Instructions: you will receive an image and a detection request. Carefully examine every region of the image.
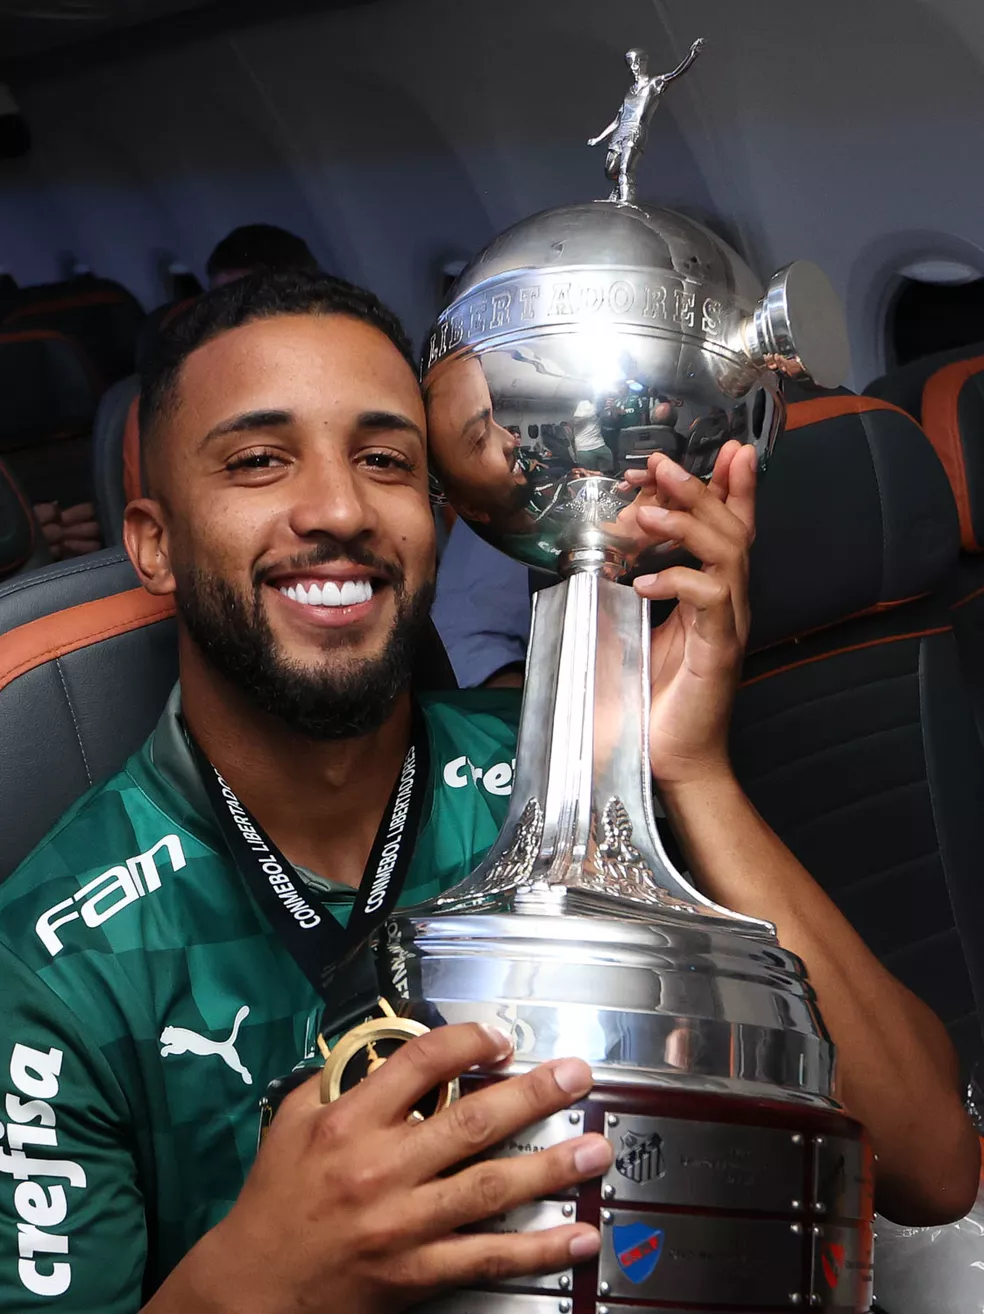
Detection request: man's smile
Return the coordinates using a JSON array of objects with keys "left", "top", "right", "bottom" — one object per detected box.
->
[{"left": 265, "top": 575, "right": 385, "bottom": 629}]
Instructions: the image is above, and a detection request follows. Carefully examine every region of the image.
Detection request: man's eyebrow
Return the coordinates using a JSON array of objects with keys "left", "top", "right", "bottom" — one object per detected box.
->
[
  {"left": 461, "top": 406, "right": 491, "bottom": 435},
  {"left": 198, "top": 409, "right": 293, "bottom": 451},
  {"left": 357, "top": 411, "right": 425, "bottom": 445}
]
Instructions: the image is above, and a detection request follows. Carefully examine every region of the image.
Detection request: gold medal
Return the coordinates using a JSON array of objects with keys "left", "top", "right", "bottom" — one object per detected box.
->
[{"left": 318, "top": 998, "right": 458, "bottom": 1121}]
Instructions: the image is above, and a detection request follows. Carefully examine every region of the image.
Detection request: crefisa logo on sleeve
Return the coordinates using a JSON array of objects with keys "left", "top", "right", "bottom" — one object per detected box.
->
[{"left": 1, "top": 1042, "right": 86, "bottom": 1297}]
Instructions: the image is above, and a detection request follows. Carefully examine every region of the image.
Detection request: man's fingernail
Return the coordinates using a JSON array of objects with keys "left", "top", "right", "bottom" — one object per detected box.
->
[
  {"left": 553, "top": 1057, "right": 593, "bottom": 1096},
  {"left": 634, "top": 573, "right": 658, "bottom": 589},
  {"left": 570, "top": 1230, "right": 601, "bottom": 1259},
  {"left": 479, "top": 1024, "right": 514, "bottom": 1057},
  {"left": 664, "top": 463, "right": 691, "bottom": 481},
  {"left": 574, "top": 1137, "right": 614, "bottom": 1175}
]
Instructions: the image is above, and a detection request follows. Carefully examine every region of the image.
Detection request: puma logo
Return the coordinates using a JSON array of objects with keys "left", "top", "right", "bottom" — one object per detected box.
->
[{"left": 159, "top": 1005, "right": 253, "bottom": 1085}]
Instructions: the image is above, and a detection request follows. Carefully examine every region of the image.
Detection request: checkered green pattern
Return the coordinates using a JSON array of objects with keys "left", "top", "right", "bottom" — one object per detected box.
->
[{"left": 0, "top": 689, "right": 520, "bottom": 1311}]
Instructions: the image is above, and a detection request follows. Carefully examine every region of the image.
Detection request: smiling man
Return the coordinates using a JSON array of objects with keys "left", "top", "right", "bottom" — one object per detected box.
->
[{"left": 0, "top": 271, "right": 975, "bottom": 1314}]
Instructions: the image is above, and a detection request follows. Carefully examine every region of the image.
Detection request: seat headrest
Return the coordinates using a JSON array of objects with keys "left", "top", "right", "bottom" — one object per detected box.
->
[
  {"left": 912, "top": 355, "right": 984, "bottom": 553},
  {"left": 866, "top": 341, "right": 984, "bottom": 419},
  {"left": 748, "top": 397, "right": 959, "bottom": 652},
  {"left": 0, "top": 330, "right": 99, "bottom": 449},
  {"left": 91, "top": 375, "right": 141, "bottom": 546},
  {"left": 0, "top": 458, "right": 46, "bottom": 581},
  {"left": 1, "top": 277, "right": 146, "bottom": 385},
  {"left": 0, "top": 548, "right": 179, "bottom": 875}
]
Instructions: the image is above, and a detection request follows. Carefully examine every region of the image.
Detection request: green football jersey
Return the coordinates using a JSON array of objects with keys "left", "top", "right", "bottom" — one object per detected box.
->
[{"left": 0, "top": 684, "right": 521, "bottom": 1311}]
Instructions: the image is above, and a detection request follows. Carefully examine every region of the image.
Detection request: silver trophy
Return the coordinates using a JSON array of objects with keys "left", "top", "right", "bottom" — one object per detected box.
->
[{"left": 384, "top": 41, "right": 870, "bottom": 1313}]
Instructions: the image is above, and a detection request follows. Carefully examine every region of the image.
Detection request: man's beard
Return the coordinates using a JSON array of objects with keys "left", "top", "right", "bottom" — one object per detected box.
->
[{"left": 173, "top": 546, "right": 435, "bottom": 741}]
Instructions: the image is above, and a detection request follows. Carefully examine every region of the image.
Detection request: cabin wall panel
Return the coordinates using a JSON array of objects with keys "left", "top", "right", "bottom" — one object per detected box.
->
[
  {"left": 0, "top": 0, "right": 980, "bottom": 386},
  {"left": 0, "top": 0, "right": 715, "bottom": 345}
]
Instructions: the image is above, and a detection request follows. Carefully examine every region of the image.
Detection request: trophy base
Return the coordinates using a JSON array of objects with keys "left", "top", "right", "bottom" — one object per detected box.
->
[{"left": 424, "top": 1078, "right": 874, "bottom": 1314}]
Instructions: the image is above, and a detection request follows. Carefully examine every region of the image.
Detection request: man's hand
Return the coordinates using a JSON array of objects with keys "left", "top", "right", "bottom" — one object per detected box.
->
[
  {"left": 33, "top": 502, "right": 103, "bottom": 562},
  {"left": 622, "top": 440, "right": 757, "bottom": 787},
  {"left": 149, "top": 1023, "right": 610, "bottom": 1314}
]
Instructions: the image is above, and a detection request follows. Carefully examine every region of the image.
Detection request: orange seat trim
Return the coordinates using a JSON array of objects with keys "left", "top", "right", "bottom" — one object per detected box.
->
[
  {"left": 2, "top": 290, "right": 133, "bottom": 324},
  {"left": 784, "top": 395, "right": 913, "bottom": 431},
  {"left": 0, "top": 588, "right": 175, "bottom": 694},
  {"left": 920, "top": 355, "right": 984, "bottom": 553},
  {"left": 122, "top": 394, "right": 142, "bottom": 504},
  {"left": 0, "top": 327, "right": 104, "bottom": 391},
  {"left": 741, "top": 625, "right": 950, "bottom": 689}
]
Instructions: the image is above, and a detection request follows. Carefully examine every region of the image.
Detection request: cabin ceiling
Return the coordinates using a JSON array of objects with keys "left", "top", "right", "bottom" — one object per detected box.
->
[
  {"left": 0, "top": 1, "right": 215, "bottom": 58},
  {"left": 0, "top": 0, "right": 379, "bottom": 68}
]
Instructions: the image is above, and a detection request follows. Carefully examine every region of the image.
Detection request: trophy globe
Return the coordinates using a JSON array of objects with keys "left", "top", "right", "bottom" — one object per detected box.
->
[{"left": 380, "top": 41, "right": 872, "bottom": 1314}]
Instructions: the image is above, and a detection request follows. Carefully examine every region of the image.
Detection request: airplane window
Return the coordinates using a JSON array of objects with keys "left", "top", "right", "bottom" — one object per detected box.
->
[{"left": 888, "top": 263, "right": 984, "bottom": 367}]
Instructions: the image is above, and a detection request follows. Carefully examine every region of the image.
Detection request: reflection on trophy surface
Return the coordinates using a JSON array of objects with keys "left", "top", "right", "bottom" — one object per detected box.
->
[{"left": 393, "top": 39, "right": 871, "bottom": 1314}]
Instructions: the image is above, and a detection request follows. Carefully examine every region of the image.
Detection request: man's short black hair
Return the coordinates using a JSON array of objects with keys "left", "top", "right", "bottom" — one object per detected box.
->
[
  {"left": 138, "top": 269, "right": 417, "bottom": 482},
  {"left": 205, "top": 223, "right": 319, "bottom": 281}
]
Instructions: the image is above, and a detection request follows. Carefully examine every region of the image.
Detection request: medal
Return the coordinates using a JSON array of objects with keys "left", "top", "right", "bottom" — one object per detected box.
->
[{"left": 318, "top": 998, "right": 458, "bottom": 1122}]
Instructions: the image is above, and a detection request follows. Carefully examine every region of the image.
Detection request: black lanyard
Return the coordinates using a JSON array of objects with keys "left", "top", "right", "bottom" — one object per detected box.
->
[{"left": 187, "top": 706, "right": 430, "bottom": 1037}]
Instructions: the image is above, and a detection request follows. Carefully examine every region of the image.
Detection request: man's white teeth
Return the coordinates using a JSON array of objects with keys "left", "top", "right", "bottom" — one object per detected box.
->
[{"left": 278, "top": 579, "right": 373, "bottom": 607}]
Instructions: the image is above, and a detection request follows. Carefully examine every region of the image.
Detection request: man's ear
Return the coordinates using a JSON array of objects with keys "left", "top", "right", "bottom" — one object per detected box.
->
[
  {"left": 123, "top": 498, "right": 176, "bottom": 597},
  {"left": 454, "top": 501, "right": 491, "bottom": 526}
]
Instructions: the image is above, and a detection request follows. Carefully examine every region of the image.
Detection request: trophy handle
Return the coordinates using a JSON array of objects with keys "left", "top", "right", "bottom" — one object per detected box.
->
[{"left": 735, "top": 260, "right": 851, "bottom": 390}]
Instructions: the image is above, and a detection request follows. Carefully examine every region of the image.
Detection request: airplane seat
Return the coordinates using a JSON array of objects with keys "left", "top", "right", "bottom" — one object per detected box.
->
[
  {"left": 0, "top": 547, "right": 177, "bottom": 877},
  {"left": 731, "top": 394, "right": 984, "bottom": 1076},
  {"left": 865, "top": 340, "right": 984, "bottom": 420},
  {"left": 92, "top": 299, "right": 198, "bottom": 544},
  {"left": 911, "top": 354, "right": 984, "bottom": 748},
  {"left": 0, "top": 457, "right": 50, "bottom": 581},
  {"left": 135, "top": 297, "right": 197, "bottom": 368},
  {"left": 0, "top": 329, "right": 101, "bottom": 507},
  {"left": 867, "top": 350, "right": 984, "bottom": 744},
  {"left": 0, "top": 552, "right": 457, "bottom": 881},
  {"left": 92, "top": 374, "right": 141, "bottom": 544},
  {"left": 1, "top": 275, "right": 146, "bottom": 389},
  {"left": 781, "top": 379, "right": 856, "bottom": 403}
]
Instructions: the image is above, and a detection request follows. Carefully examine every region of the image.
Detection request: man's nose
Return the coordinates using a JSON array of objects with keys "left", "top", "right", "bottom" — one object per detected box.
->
[{"left": 287, "top": 453, "right": 376, "bottom": 542}]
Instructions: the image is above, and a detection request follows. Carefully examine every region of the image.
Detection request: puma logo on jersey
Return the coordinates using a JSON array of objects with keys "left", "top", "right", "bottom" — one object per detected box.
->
[
  {"left": 35, "top": 835, "right": 186, "bottom": 956},
  {"left": 160, "top": 1006, "right": 253, "bottom": 1085}
]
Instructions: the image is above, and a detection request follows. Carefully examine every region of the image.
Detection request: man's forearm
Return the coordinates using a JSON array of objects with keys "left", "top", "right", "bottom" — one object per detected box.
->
[{"left": 660, "top": 771, "right": 980, "bottom": 1225}]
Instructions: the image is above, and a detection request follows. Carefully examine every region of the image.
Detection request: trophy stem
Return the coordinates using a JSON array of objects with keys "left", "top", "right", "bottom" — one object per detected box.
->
[{"left": 439, "top": 567, "right": 769, "bottom": 929}]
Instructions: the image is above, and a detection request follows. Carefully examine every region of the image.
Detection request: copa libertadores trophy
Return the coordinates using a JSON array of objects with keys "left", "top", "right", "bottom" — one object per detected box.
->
[{"left": 388, "top": 40, "right": 871, "bottom": 1313}]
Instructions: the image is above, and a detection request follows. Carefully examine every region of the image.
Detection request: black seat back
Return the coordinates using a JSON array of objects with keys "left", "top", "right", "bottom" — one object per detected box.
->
[
  {"left": 733, "top": 395, "right": 984, "bottom": 1075},
  {"left": 0, "top": 458, "right": 49, "bottom": 581},
  {"left": 92, "top": 374, "right": 140, "bottom": 545},
  {"left": 2, "top": 276, "right": 145, "bottom": 387},
  {"left": 0, "top": 549, "right": 178, "bottom": 874},
  {"left": 0, "top": 329, "right": 100, "bottom": 506}
]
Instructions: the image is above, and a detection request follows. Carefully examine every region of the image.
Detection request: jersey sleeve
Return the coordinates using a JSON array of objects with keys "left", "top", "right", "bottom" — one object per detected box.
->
[{"left": 0, "top": 942, "right": 147, "bottom": 1313}]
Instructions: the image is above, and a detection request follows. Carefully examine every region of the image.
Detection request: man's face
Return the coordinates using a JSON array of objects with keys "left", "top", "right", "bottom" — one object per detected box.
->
[
  {"left": 425, "top": 357, "right": 527, "bottom": 524},
  {"left": 141, "top": 314, "right": 435, "bottom": 738}
]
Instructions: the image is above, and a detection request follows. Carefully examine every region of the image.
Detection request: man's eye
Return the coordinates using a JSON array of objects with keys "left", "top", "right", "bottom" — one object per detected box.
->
[
  {"left": 362, "top": 451, "right": 415, "bottom": 474},
  {"left": 226, "top": 450, "right": 283, "bottom": 472}
]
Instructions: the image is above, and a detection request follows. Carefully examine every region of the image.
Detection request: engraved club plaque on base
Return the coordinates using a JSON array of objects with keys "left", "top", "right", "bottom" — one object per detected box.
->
[{"left": 381, "top": 40, "right": 869, "bottom": 1314}]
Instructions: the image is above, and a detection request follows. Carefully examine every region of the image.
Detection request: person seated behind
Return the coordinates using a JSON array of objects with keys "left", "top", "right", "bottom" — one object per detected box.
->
[
  {"left": 433, "top": 514, "right": 531, "bottom": 688},
  {"left": 31, "top": 500, "right": 102, "bottom": 562},
  {"left": 205, "top": 222, "right": 321, "bottom": 288},
  {"left": 0, "top": 270, "right": 975, "bottom": 1314}
]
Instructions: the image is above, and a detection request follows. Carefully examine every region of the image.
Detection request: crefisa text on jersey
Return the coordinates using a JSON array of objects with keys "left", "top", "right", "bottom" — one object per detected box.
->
[{"left": 1, "top": 1042, "right": 85, "bottom": 1297}]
